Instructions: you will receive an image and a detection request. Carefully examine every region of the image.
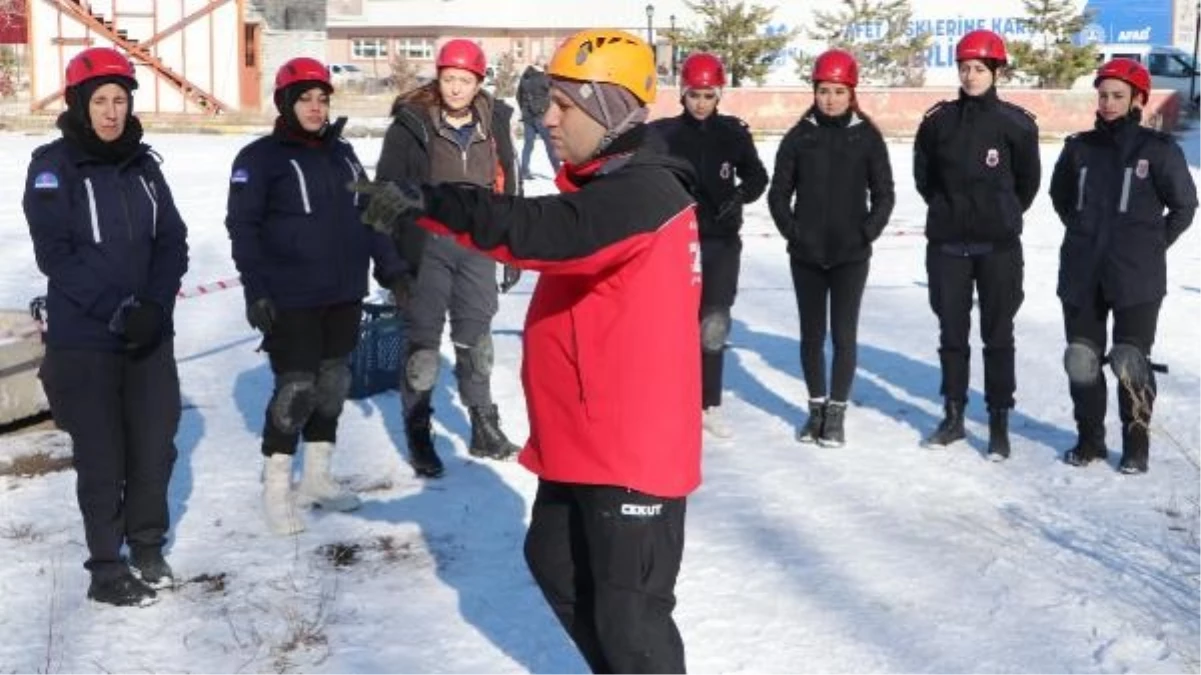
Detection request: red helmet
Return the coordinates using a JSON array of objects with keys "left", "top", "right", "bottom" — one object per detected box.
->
[
  {"left": 812, "top": 49, "right": 859, "bottom": 88},
  {"left": 1095, "top": 58, "right": 1151, "bottom": 103},
  {"left": 955, "top": 29, "right": 1008, "bottom": 65},
  {"left": 274, "top": 57, "right": 332, "bottom": 93},
  {"left": 680, "top": 52, "right": 726, "bottom": 90},
  {"left": 65, "top": 47, "right": 137, "bottom": 89},
  {"left": 437, "top": 39, "right": 487, "bottom": 78}
]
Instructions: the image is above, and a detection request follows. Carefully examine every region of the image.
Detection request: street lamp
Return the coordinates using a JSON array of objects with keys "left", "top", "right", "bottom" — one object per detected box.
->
[
  {"left": 645, "top": 4, "right": 655, "bottom": 50},
  {"left": 1192, "top": 1, "right": 1200, "bottom": 107},
  {"left": 670, "top": 14, "right": 677, "bottom": 81}
]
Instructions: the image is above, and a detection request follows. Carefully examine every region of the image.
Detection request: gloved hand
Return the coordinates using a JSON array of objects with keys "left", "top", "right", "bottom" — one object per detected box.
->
[
  {"left": 499, "top": 265, "right": 522, "bottom": 294},
  {"left": 119, "top": 300, "right": 165, "bottom": 353},
  {"left": 389, "top": 275, "right": 413, "bottom": 309},
  {"left": 246, "top": 297, "right": 276, "bottom": 335},
  {"left": 347, "top": 178, "right": 426, "bottom": 235}
]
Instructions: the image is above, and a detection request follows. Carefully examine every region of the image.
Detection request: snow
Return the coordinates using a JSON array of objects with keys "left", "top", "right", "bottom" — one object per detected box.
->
[{"left": 0, "top": 127, "right": 1197, "bottom": 673}]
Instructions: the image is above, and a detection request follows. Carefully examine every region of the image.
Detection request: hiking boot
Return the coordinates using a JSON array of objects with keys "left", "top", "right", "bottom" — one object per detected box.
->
[
  {"left": 924, "top": 399, "right": 966, "bottom": 447},
  {"left": 88, "top": 571, "right": 158, "bottom": 607},
  {"left": 406, "top": 403, "right": 444, "bottom": 478},
  {"left": 795, "top": 400, "right": 826, "bottom": 444},
  {"left": 819, "top": 401, "right": 846, "bottom": 448},
  {"left": 129, "top": 548, "right": 174, "bottom": 590},
  {"left": 468, "top": 404, "right": 520, "bottom": 460},
  {"left": 986, "top": 408, "right": 1010, "bottom": 461}
]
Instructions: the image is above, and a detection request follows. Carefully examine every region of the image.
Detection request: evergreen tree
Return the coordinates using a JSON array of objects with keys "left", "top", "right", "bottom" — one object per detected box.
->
[
  {"left": 799, "top": 0, "right": 930, "bottom": 87},
  {"left": 1007, "top": 0, "right": 1097, "bottom": 88},
  {"left": 669, "top": 0, "right": 795, "bottom": 87}
]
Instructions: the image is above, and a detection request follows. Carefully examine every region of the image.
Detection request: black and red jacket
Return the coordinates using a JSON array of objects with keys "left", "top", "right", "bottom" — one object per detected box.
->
[{"left": 414, "top": 127, "right": 703, "bottom": 498}]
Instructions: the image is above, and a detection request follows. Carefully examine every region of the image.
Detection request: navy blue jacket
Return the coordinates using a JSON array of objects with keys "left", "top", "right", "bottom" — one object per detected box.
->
[
  {"left": 23, "top": 139, "right": 189, "bottom": 351},
  {"left": 225, "top": 123, "right": 404, "bottom": 309},
  {"left": 1050, "top": 115, "right": 1197, "bottom": 309}
]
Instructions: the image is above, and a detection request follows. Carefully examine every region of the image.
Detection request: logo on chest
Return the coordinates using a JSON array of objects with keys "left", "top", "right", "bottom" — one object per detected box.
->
[
  {"left": 984, "top": 148, "right": 999, "bottom": 168},
  {"left": 1135, "top": 159, "right": 1149, "bottom": 179},
  {"left": 719, "top": 161, "right": 731, "bottom": 180}
]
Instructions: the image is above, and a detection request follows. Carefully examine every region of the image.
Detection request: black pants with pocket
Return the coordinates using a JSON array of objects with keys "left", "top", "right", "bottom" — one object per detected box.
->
[
  {"left": 39, "top": 341, "right": 181, "bottom": 581},
  {"left": 789, "top": 258, "right": 870, "bottom": 401},
  {"left": 524, "top": 480, "right": 687, "bottom": 673},
  {"left": 926, "top": 244, "right": 1024, "bottom": 409},
  {"left": 261, "top": 300, "right": 361, "bottom": 456}
]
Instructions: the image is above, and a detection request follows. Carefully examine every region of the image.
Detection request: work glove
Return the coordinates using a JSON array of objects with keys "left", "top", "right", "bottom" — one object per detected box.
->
[
  {"left": 499, "top": 265, "right": 522, "bottom": 294},
  {"left": 109, "top": 296, "right": 165, "bottom": 357},
  {"left": 246, "top": 297, "right": 276, "bottom": 335},
  {"left": 347, "top": 178, "right": 426, "bottom": 235}
]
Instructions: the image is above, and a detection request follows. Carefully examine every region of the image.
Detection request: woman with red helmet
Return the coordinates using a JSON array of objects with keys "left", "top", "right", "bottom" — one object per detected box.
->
[
  {"left": 22, "top": 47, "right": 189, "bottom": 606},
  {"left": 913, "top": 29, "right": 1041, "bottom": 460},
  {"left": 373, "top": 38, "right": 522, "bottom": 478},
  {"left": 767, "top": 48, "right": 895, "bottom": 448},
  {"left": 1049, "top": 58, "right": 1197, "bottom": 473},
  {"left": 224, "top": 57, "right": 405, "bottom": 534},
  {"left": 649, "top": 51, "right": 767, "bottom": 439}
]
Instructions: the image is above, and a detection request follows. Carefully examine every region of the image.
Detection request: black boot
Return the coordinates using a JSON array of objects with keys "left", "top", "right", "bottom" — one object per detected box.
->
[
  {"left": 986, "top": 408, "right": 1010, "bottom": 461},
  {"left": 88, "top": 571, "right": 157, "bottom": 607},
  {"left": 924, "top": 399, "right": 966, "bottom": 447},
  {"left": 819, "top": 401, "right": 846, "bottom": 448},
  {"left": 1119, "top": 423, "right": 1149, "bottom": 474},
  {"left": 468, "top": 404, "right": 520, "bottom": 460},
  {"left": 405, "top": 400, "right": 444, "bottom": 478},
  {"left": 1063, "top": 422, "right": 1107, "bottom": 467},
  {"left": 795, "top": 400, "right": 826, "bottom": 444},
  {"left": 130, "top": 547, "right": 174, "bottom": 590}
]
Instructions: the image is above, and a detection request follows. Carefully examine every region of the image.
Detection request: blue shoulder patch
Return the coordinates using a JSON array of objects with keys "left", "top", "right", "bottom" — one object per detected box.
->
[
  {"left": 33, "top": 171, "right": 59, "bottom": 190},
  {"left": 230, "top": 167, "right": 250, "bottom": 184}
]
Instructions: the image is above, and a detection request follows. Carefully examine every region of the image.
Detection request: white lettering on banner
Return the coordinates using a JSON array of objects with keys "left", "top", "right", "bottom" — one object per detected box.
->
[
  {"left": 621, "top": 503, "right": 663, "bottom": 517},
  {"left": 1117, "top": 27, "right": 1151, "bottom": 42}
]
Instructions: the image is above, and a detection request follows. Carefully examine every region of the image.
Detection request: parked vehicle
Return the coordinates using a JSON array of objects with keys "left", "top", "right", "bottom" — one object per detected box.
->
[{"left": 1075, "top": 44, "right": 1200, "bottom": 108}]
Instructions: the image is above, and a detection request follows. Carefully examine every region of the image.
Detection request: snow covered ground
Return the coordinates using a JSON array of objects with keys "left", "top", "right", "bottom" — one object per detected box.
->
[{"left": 0, "top": 125, "right": 1197, "bottom": 674}]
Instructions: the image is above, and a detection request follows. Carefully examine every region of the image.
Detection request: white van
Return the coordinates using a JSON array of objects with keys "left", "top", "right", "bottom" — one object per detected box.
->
[{"left": 1077, "top": 44, "right": 1200, "bottom": 108}]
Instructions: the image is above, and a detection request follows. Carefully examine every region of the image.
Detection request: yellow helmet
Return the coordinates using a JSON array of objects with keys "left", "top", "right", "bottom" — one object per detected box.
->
[{"left": 547, "top": 29, "right": 657, "bottom": 104}]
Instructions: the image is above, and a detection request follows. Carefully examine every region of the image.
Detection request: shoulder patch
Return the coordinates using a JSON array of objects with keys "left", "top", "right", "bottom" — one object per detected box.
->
[
  {"left": 923, "top": 100, "right": 950, "bottom": 118},
  {"left": 33, "top": 171, "right": 59, "bottom": 190},
  {"left": 230, "top": 167, "right": 250, "bottom": 184}
]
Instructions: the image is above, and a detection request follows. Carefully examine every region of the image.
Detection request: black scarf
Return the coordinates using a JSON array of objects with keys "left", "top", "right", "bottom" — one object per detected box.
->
[{"left": 58, "top": 76, "right": 144, "bottom": 164}]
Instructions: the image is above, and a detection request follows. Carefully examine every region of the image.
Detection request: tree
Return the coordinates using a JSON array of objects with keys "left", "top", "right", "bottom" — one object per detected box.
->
[
  {"left": 667, "top": 0, "right": 796, "bottom": 87},
  {"left": 388, "top": 52, "right": 423, "bottom": 95},
  {"left": 799, "top": 0, "right": 930, "bottom": 87},
  {"left": 1007, "top": 0, "right": 1097, "bottom": 88},
  {"left": 491, "top": 51, "right": 519, "bottom": 99}
]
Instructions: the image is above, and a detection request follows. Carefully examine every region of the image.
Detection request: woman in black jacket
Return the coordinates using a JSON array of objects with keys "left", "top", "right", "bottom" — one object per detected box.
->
[
  {"left": 1049, "top": 58, "right": 1197, "bottom": 474},
  {"left": 768, "top": 49, "right": 894, "bottom": 447}
]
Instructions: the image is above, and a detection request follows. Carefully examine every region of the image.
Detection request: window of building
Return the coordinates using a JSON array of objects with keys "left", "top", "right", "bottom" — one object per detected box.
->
[
  {"left": 351, "top": 38, "right": 388, "bottom": 59},
  {"left": 398, "top": 38, "right": 435, "bottom": 60},
  {"left": 513, "top": 38, "right": 525, "bottom": 60}
]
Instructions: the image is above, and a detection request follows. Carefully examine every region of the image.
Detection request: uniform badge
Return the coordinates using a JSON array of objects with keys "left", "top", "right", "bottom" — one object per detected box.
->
[
  {"left": 230, "top": 167, "right": 250, "bottom": 184},
  {"left": 1135, "top": 159, "right": 1149, "bottom": 179},
  {"left": 33, "top": 171, "right": 59, "bottom": 190},
  {"left": 985, "top": 148, "right": 999, "bottom": 168},
  {"left": 719, "top": 161, "right": 731, "bottom": 180}
]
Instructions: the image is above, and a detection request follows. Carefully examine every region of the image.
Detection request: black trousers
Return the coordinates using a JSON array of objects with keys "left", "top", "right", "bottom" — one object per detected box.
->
[
  {"left": 39, "top": 341, "right": 181, "bottom": 581},
  {"left": 262, "top": 300, "right": 361, "bottom": 456},
  {"left": 700, "top": 237, "right": 741, "bottom": 409},
  {"left": 524, "top": 480, "right": 687, "bottom": 674},
  {"left": 1062, "top": 287, "right": 1160, "bottom": 435},
  {"left": 925, "top": 244, "right": 1024, "bottom": 409},
  {"left": 789, "top": 258, "right": 870, "bottom": 401},
  {"left": 403, "top": 235, "right": 499, "bottom": 413}
]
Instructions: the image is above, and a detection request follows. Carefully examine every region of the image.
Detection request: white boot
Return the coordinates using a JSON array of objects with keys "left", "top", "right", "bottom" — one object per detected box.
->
[
  {"left": 702, "top": 407, "right": 734, "bottom": 439},
  {"left": 263, "top": 454, "right": 305, "bottom": 535},
  {"left": 297, "top": 442, "right": 361, "bottom": 512}
]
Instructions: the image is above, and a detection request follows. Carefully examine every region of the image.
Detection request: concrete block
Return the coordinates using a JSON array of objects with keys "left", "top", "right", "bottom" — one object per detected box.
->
[{"left": 0, "top": 311, "right": 48, "bottom": 426}]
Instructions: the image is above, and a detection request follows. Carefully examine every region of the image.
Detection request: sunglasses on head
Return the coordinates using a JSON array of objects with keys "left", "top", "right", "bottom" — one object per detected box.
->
[{"left": 685, "top": 91, "right": 717, "bottom": 101}]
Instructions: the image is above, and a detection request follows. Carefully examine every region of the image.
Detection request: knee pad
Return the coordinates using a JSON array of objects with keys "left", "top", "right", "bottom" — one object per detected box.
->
[
  {"left": 1108, "top": 342, "right": 1150, "bottom": 390},
  {"left": 1063, "top": 339, "right": 1102, "bottom": 386},
  {"left": 270, "top": 372, "right": 317, "bottom": 434},
  {"left": 700, "top": 309, "right": 731, "bottom": 353},
  {"left": 454, "top": 334, "right": 494, "bottom": 382},
  {"left": 314, "top": 358, "right": 351, "bottom": 418},
  {"left": 405, "top": 348, "right": 440, "bottom": 393}
]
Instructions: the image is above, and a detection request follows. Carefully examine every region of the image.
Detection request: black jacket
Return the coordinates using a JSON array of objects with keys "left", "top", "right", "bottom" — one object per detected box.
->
[
  {"left": 517, "top": 66, "right": 551, "bottom": 122},
  {"left": 914, "top": 88, "right": 1041, "bottom": 249},
  {"left": 649, "top": 112, "right": 767, "bottom": 240},
  {"left": 768, "top": 107, "right": 895, "bottom": 267},
  {"left": 1050, "top": 113, "right": 1197, "bottom": 309},
  {"left": 24, "top": 138, "right": 188, "bottom": 351},
  {"left": 375, "top": 88, "right": 518, "bottom": 271}
]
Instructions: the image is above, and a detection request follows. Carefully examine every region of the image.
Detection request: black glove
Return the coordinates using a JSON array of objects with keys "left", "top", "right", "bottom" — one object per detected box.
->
[
  {"left": 499, "top": 265, "right": 522, "bottom": 294},
  {"left": 389, "top": 275, "right": 413, "bottom": 309},
  {"left": 246, "top": 297, "right": 276, "bottom": 335},
  {"left": 347, "top": 178, "right": 426, "bottom": 235},
  {"left": 120, "top": 300, "right": 165, "bottom": 353}
]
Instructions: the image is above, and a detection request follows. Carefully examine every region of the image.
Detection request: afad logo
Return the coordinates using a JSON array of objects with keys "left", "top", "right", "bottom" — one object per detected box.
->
[{"left": 1117, "top": 26, "right": 1152, "bottom": 42}]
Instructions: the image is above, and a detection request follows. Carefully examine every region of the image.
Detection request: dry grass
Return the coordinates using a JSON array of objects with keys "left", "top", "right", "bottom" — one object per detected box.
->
[{"left": 0, "top": 450, "right": 72, "bottom": 478}]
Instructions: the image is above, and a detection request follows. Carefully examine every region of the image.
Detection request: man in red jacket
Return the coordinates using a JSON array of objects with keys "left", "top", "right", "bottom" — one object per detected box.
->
[{"left": 352, "top": 28, "right": 701, "bottom": 674}]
